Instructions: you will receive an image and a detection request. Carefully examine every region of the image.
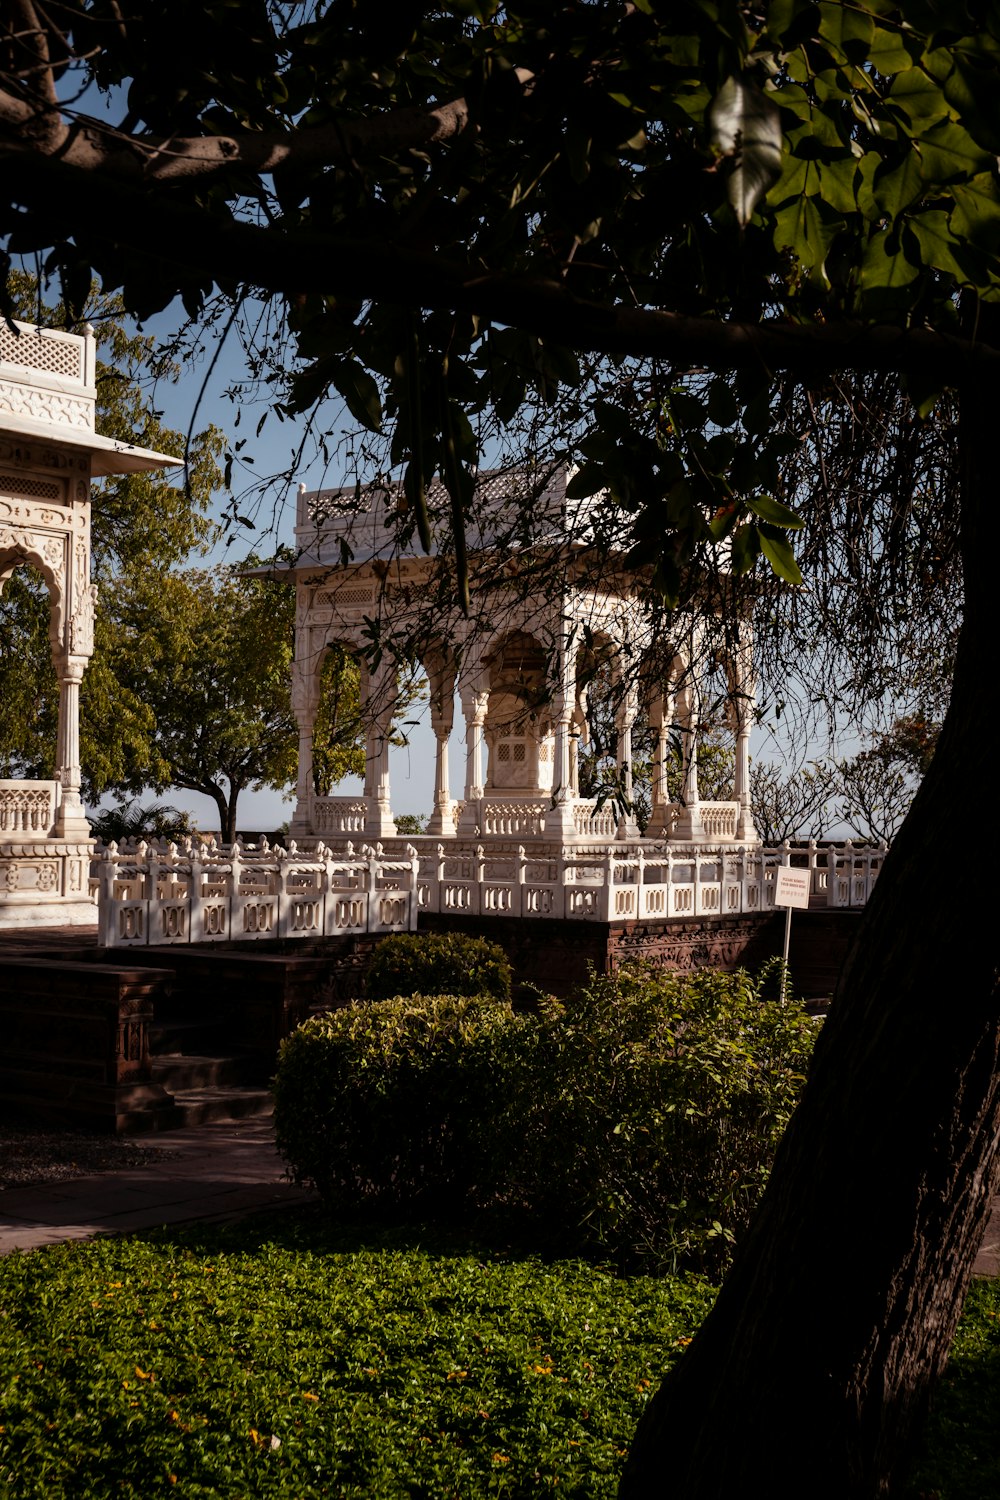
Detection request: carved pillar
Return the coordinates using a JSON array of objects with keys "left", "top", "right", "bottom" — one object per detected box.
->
[
  {"left": 364, "top": 658, "right": 397, "bottom": 838},
  {"left": 426, "top": 648, "right": 458, "bottom": 837},
  {"left": 53, "top": 655, "right": 90, "bottom": 837},
  {"left": 289, "top": 586, "right": 324, "bottom": 835},
  {"left": 544, "top": 635, "right": 580, "bottom": 842},
  {"left": 614, "top": 680, "right": 641, "bottom": 840},
  {"left": 290, "top": 642, "right": 323, "bottom": 836},
  {"left": 673, "top": 674, "right": 705, "bottom": 841},
  {"left": 730, "top": 629, "right": 759, "bottom": 843},
  {"left": 53, "top": 524, "right": 94, "bottom": 839},
  {"left": 457, "top": 685, "right": 489, "bottom": 834},
  {"left": 645, "top": 689, "right": 677, "bottom": 838}
]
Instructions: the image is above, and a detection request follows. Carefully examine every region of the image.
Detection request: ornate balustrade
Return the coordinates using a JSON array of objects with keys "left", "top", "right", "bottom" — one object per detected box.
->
[
  {"left": 95, "top": 837, "right": 419, "bottom": 948},
  {"left": 461, "top": 796, "right": 622, "bottom": 840},
  {"left": 413, "top": 838, "right": 886, "bottom": 922},
  {"left": 312, "top": 796, "right": 369, "bottom": 835},
  {"left": 699, "top": 801, "right": 740, "bottom": 839},
  {"left": 94, "top": 835, "right": 885, "bottom": 947},
  {"left": 0, "top": 779, "right": 59, "bottom": 838}
]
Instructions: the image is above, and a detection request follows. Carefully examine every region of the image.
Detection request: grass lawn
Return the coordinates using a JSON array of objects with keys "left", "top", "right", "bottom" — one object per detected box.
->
[{"left": 2, "top": 1208, "right": 998, "bottom": 1499}]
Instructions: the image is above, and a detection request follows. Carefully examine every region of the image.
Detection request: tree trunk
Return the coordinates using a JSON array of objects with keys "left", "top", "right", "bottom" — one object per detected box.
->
[{"left": 620, "top": 390, "right": 1000, "bottom": 1498}]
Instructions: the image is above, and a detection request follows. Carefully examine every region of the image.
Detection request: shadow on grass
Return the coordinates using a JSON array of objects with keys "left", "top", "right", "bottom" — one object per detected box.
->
[{"left": 125, "top": 1199, "right": 617, "bottom": 1273}]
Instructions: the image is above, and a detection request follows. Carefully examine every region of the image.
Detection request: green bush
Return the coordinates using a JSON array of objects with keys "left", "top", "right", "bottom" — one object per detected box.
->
[
  {"left": 273, "top": 993, "right": 533, "bottom": 1214},
  {"left": 365, "top": 930, "right": 512, "bottom": 1002},
  {"left": 274, "top": 963, "right": 816, "bottom": 1272},
  {"left": 507, "top": 962, "right": 817, "bottom": 1273}
]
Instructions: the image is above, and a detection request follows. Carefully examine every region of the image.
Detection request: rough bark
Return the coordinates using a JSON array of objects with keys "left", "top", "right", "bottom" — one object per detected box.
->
[{"left": 619, "top": 382, "right": 1000, "bottom": 1497}]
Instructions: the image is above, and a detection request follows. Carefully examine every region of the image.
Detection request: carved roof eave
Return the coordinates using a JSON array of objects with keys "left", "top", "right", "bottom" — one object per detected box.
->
[{"left": 0, "top": 410, "right": 181, "bottom": 477}]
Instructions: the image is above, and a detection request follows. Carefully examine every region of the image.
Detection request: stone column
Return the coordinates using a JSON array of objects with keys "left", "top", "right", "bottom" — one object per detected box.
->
[
  {"left": 457, "top": 685, "right": 488, "bottom": 834},
  {"left": 544, "top": 637, "right": 580, "bottom": 843},
  {"left": 673, "top": 675, "right": 704, "bottom": 841},
  {"left": 730, "top": 631, "right": 759, "bottom": 842},
  {"left": 645, "top": 691, "right": 677, "bottom": 837},
  {"left": 614, "top": 682, "right": 641, "bottom": 840},
  {"left": 290, "top": 657, "right": 322, "bottom": 836},
  {"left": 53, "top": 656, "right": 91, "bottom": 838},
  {"left": 364, "top": 659, "right": 397, "bottom": 839},
  {"left": 426, "top": 649, "right": 458, "bottom": 837}
]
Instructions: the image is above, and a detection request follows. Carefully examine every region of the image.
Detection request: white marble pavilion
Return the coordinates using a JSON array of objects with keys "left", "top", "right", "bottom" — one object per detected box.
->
[
  {"left": 283, "top": 467, "right": 759, "bottom": 851},
  {"left": 0, "top": 318, "right": 178, "bottom": 926}
]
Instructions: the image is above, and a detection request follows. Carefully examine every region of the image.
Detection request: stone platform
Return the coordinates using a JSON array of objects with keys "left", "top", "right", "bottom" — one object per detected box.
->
[{"left": 0, "top": 907, "right": 861, "bottom": 1133}]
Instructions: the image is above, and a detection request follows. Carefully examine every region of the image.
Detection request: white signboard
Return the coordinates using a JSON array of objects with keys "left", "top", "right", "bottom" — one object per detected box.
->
[{"left": 774, "top": 866, "right": 811, "bottom": 910}]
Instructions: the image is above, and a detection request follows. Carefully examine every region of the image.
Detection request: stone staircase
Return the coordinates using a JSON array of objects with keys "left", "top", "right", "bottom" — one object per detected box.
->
[{"left": 149, "top": 1008, "right": 274, "bottom": 1130}]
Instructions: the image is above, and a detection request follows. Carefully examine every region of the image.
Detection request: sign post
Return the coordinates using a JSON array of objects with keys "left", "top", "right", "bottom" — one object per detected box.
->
[{"left": 773, "top": 864, "right": 812, "bottom": 994}]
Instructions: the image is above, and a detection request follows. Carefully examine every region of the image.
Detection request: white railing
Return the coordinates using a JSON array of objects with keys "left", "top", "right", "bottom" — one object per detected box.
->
[
  {"left": 0, "top": 779, "right": 58, "bottom": 839},
  {"left": 94, "top": 837, "right": 419, "bottom": 948},
  {"left": 312, "top": 796, "right": 369, "bottom": 835},
  {"left": 699, "top": 801, "right": 740, "bottom": 839},
  {"left": 462, "top": 796, "right": 623, "bottom": 840},
  {"left": 94, "top": 834, "right": 885, "bottom": 945},
  {"left": 572, "top": 802, "right": 618, "bottom": 838},
  {"left": 414, "top": 839, "right": 887, "bottom": 923}
]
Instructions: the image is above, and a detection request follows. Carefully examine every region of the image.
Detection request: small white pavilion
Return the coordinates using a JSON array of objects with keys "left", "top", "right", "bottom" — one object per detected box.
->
[
  {"left": 0, "top": 319, "right": 178, "bottom": 926},
  {"left": 284, "top": 467, "right": 759, "bottom": 851}
]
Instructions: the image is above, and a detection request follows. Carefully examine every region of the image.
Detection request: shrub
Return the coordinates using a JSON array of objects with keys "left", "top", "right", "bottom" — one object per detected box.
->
[
  {"left": 273, "top": 993, "right": 533, "bottom": 1214},
  {"left": 507, "top": 961, "right": 817, "bottom": 1273},
  {"left": 365, "top": 931, "right": 512, "bottom": 1003},
  {"left": 274, "top": 962, "right": 816, "bottom": 1273}
]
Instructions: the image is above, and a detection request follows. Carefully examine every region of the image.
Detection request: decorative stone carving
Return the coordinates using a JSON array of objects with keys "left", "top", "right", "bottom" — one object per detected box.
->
[{"left": 0, "top": 381, "right": 92, "bottom": 430}]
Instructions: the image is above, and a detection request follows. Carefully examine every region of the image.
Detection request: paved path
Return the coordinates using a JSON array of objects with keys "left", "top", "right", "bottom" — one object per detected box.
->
[{"left": 0, "top": 1114, "right": 316, "bottom": 1255}]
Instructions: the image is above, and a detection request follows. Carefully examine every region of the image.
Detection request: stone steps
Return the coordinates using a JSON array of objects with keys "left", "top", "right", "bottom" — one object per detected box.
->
[
  {"left": 164, "top": 1086, "right": 275, "bottom": 1130},
  {"left": 152, "top": 1052, "right": 260, "bottom": 1092},
  {"left": 149, "top": 1008, "right": 274, "bottom": 1130}
]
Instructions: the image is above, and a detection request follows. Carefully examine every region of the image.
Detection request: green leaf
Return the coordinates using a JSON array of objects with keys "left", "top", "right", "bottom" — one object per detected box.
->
[
  {"left": 817, "top": 1, "right": 875, "bottom": 62},
  {"left": 707, "top": 379, "right": 740, "bottom": 428},
  {"left": 909, "top": 209, "right": 972, "bottom": 282},
  {"left": 758, "top": 527, "right": 804, "bottom": 585},
  {"left": 748, "top": 495, "right": 805, "bottom": 529},
  {"left": 729, "top": 523, "right": 761, "bottom": 575},
  {"left": 859, "top": 229, "right": 921, "bottom": 296},
  {"left": 941, "top": 55, "right": 1000, "bottom": 153},
  {"left": 951, "top": 173, "right": 1000, "bottom": 250},
  {"left": 816, "top": 158, "right": 862, "bottom": 215},
  {"left": 868, "top": 25, "right": 921, "bottom": 76},
  {"left": 916, "top": 118, "right": 992, "bottom": 181},
  {"left": 772, "top": 195, "right": 845, "bottom": 285},
  {"left": 708, "top": 74, "right": 784, "bottom": 227},
  {"left": 872, "top": 151, "right": 925, "bottom": 218},
  {"left": 888, "top": 67, "right": 950, "bottom": 127},
  {"left": 332, "top": 359, "right": 382, "bottom": 432}
]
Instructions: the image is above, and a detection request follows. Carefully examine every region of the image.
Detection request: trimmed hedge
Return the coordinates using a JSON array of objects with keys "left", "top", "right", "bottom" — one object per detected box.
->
[
  {"left": 275, "top": 962, "right": 816, "bottom": 1271},
  {"left": 365, "top": 931, "right": 512, "bottom": 1002},
  {"left": 273, "top": 993, "right": 534, "bottom": 1214}
]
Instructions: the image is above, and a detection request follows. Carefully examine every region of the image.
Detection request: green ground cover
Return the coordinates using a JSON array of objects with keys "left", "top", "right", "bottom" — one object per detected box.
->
[
  {"left": 2, "top": 1208, "right": 997, "bottom": 1499},
  {"left": 0, "top": 1212, "right": 714, "bottom": 1499}
]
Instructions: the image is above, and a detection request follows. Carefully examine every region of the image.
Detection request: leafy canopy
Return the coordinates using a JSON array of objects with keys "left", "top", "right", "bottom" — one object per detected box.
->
[{"left": 3, "top": 1, "right": 1000, "bottom": 610}]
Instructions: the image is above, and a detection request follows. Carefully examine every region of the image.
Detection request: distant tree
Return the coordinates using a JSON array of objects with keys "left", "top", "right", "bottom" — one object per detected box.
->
[
  {"left": 311, "top": 642, "right": 366, "bottom": 795},
  {"left": 89, "top": 798, "right": 193, "bottom": 843},
  {"left": 104, "top": 566, "right": 298, "bottom": 844},
  {"left": 751, "top": 760, "right": 838, "bottom": 846},
  {"left": 394, "top": 813, "right": 427, "bottom": 836}
]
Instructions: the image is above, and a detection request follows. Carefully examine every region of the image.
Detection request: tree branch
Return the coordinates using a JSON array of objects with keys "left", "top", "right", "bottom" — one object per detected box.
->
[
  {"left": 0, "top": 85, "right": 477, "bottom": 182},
  {"left": 6, "top": 152, "right": 1000, "bottom": 384}
]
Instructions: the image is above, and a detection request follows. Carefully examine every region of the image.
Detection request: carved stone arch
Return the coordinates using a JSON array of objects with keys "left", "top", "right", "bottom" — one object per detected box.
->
[{"left": 0, "top": 532, "right": 68, "bottom": 662}]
